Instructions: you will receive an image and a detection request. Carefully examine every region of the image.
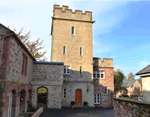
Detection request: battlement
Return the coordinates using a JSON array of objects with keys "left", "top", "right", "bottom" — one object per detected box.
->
[
  {"left": 53, "top": 4, "right": 93, "bottom": 22},
  {"left": 93, "top": 58, "right": 113, "bottom": 68}
]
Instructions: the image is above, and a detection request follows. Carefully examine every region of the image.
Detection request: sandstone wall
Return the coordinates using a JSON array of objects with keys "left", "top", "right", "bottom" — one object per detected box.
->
[
  {"left": 53, "top": 5, "right": 92, "bottom": 21},
  {"left": 114, "top": 97, "right": 150, "bottom": 117},
  {"left": 5, "top": 36, "right": 33, "bottom": 83},
  {"left": 93, "top": 58, "right": 114, "bottom": 107},
  {"left": 31, "top": 63, "right": 64, "bottom": 109},
  {"left": 93, "top": 68, "right": 114, "bottom": 107},
  {"left": 0, "top": 82, "right": 31, "bottom": 117},
  {"left": 62, "top": 81, "right": 94, "bottom": 107}
]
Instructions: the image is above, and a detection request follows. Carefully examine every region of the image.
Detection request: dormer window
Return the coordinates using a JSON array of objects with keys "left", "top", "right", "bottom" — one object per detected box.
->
[{"left": 72, "top": 26, "right": 75, "bottom": 35}]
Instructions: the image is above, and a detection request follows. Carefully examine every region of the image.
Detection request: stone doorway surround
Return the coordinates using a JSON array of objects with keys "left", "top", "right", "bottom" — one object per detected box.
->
[{"left": 37, "top": 87, "right": 48, "bottom": 108}]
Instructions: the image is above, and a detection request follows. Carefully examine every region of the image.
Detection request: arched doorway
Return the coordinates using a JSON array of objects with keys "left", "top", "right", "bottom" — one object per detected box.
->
[
  {"left": 75, "top": 89, "right": 82, "bottom": 105},
  {"left": 12, "top": 90, "right": 17, "bottom": 117},
  {"left": 37, "top": 87, "right": 48, "bottom": 108},
  {"left": 19, "top": 90, "right": 26, "bottom": 115}
]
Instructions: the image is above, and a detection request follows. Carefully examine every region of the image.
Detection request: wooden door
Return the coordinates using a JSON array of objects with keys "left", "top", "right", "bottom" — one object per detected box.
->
[{"left": 75, "top": 89, "right": 82, "bottom": 105}]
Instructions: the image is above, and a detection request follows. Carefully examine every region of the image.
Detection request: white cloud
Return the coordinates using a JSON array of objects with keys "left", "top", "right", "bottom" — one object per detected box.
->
[
  {"left": 0, "top": 0, "right": 139, "bottom": 60},
  {"left": 114, "top": 60, "right": 150, "bottom": 80},
  {"left": 114, "top": 65, "right": 137, "bottom": 77},
  {"left": 139, "top": 60, "right": 150, "bottom": 68},
  {"left": 93, "top": 40, "right": 110, "bottom": 56}
]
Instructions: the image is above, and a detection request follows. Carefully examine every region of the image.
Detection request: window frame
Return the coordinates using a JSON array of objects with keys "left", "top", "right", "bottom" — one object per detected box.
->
[
  {"left": 104, "top": 87, "right": 109, "bottom": 95},
  {"left": 80, "top": 47, "right": 82, "bottom": 56},
  {"left": 22, "top": 53, "right": 28, "bottom": 76},
  {"left": 93, "top": 71, "right": 105, "bottom": 79},
  {"left": 63, "top": 46, "right": 66, "bottom": 55},
  {"left": 63, "top": 88, "right": 67, "bottom": 99},
  {"left": 64, "top": 66, "right": 70, "bottom": 74},
  {"left": 135, "top": 87, "right": 139, "bottom": 89},
  {"left": 72, "top": 26, "right": 75, "bottom": 35},
  {"left": 94, "top": 94, "right": 100, "bottom": 104},
  {"left": 100, "top": 71, "right": 105, "bottom": 79}
]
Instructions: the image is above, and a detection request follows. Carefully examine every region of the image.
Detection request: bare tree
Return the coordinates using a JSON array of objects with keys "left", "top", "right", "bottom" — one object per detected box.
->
[{"left": 10, "top": 26, "right": 47, "bottom": 61}]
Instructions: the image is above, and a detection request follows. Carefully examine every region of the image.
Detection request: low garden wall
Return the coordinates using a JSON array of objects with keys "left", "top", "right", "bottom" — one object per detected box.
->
[
  {"left": 113, "top": 97, "right": 150, "bottom": 117},
  {"left": 31, "top": 107, "right": 44, "bottom": 117}
]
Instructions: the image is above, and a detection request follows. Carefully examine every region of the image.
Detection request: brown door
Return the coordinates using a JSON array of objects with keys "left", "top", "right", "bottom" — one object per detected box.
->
[{"left": 75, "top": 89, "right": 82, "bottom": 105}]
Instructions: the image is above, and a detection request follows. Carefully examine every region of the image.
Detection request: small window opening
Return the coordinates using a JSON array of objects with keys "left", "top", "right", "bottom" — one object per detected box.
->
[{"left": 72, "top": 26, "right": 75, "bottom": 35}]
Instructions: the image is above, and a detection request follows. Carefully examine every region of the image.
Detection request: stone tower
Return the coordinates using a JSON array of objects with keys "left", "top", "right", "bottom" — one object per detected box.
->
[{"left": 51, "top": 4, "right": 95, "bottom": 107}]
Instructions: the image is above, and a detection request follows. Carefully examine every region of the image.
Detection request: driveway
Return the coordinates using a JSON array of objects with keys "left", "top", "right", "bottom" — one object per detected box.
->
[{"left": 40, "top": 107, "right": 114, "bottom": 117}]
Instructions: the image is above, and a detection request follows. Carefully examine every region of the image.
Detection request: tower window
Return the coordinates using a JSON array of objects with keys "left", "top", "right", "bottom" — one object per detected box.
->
[
  {"left": 80, "top": 47, "right": 82, "bottom": 55},
  {"left": 80, "top": 66, "right": 82, "bottom": 75},
  {"left": 63, "top": 88, "right": 67, "bottom": 99},
  {"left": 72, "top": 26, "right": 75, "bottom": 35},
  {"left": 63, "top": 46, "right": 66, "bottom": 54}
]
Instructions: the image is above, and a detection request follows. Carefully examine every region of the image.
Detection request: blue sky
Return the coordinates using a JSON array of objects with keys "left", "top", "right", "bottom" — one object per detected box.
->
[{"left": 0, "top": 0, "right": 150, "bottom": 79}]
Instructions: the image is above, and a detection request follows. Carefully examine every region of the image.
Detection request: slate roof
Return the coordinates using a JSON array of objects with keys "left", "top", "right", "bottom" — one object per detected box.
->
[
  {"left": 138, "top": 78, "right": 142, "bottom": 85},
  {"left": 122, "top": 80, "right": 136, "bottom": 87},
  {"left": 135, "top": 65, "right": 150, "bottom": 75},
  {"left": 122, "top": 80, "right": 129, "bottom": 87}
]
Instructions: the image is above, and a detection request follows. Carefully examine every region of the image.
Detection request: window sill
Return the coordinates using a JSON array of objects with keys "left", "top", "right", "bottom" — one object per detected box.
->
[
  {"left": 64, "top": 73, "right": 70, "bottom": 75},
  {"left": 94, "top": 103, "right": 100, "bottom": 105}
]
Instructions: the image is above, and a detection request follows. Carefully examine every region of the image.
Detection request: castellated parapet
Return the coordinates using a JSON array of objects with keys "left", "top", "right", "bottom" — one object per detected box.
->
[
  {"left": 93, "top": 58, "right": 113, "bottom": 68},
  {"left": 53, "top": 4, "right": 93, "bottom": 21}
]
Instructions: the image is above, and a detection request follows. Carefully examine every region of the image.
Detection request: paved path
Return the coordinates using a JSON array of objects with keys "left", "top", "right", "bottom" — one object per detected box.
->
[{"left": 40, "top": 107, "right": 114, "bottom": 117}]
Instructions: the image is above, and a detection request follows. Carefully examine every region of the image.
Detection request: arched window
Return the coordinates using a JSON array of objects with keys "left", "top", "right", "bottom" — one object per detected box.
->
[{"left": 72, "top": 26, "right": 75, "bottom": 35}]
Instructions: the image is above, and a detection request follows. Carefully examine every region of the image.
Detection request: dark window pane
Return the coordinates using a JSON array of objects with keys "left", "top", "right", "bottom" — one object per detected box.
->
[
  {"left": 97, "top": 73, "right": 99, "bottom": 78},
  {"left": 72, "top": 27, "right": 74, "bottom": 35},
  {"left": 67, "top": 68, "right": 69, "bottom": 73}
]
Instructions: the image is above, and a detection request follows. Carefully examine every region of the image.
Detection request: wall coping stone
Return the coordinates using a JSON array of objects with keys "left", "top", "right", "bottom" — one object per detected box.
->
[
  {"left": 31, "top": 107, "right": 43, "bottom": 117},
  {"left": 113, "top": 97, "right": 150, "bottom": 105},
  {"left": 33, "top": 61, "right": 64, "bottom": 65}
]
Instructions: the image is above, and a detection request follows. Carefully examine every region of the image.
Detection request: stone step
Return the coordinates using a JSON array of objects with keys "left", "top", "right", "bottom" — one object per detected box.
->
[{"left": 74, "top": 105, "right": 84, "bottom": 108}]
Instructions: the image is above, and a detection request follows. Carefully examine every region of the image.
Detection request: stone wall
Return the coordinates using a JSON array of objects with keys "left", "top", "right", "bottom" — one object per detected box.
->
[
  {"left": 0, "top": 36, "right": 4, "bottom": 69},
  {"left": 31, "top": 63, "right": 64, "bottom": 109},
  {"left": 93, "top": 58, "right": 113, "bottom": 68},
  {"left": 53, "top": 5, "right": 92, "bottom": 21},
  {"left": 0, "top": 24, "right": 33, "bottom": 117},
  {"left": 62, "top": 81, "right": 94, "bottom": 107},
  {"left": 113, "top": 97, "right": 150, "bottom": 117},
  {"left": 93, "top": 58, "right": 114, "bottom": 107},
  {"left": 93, "top": 68, "right": 114, "bottom": 107},
  {"left": 51, "top": 4, "right": 94, "bottom": 107},
  {"left": 0, "top": 82, "right": 31, "bottom": 117},
  {"left": 6, "top": 36, "right": 33, "bottom": 83}
]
